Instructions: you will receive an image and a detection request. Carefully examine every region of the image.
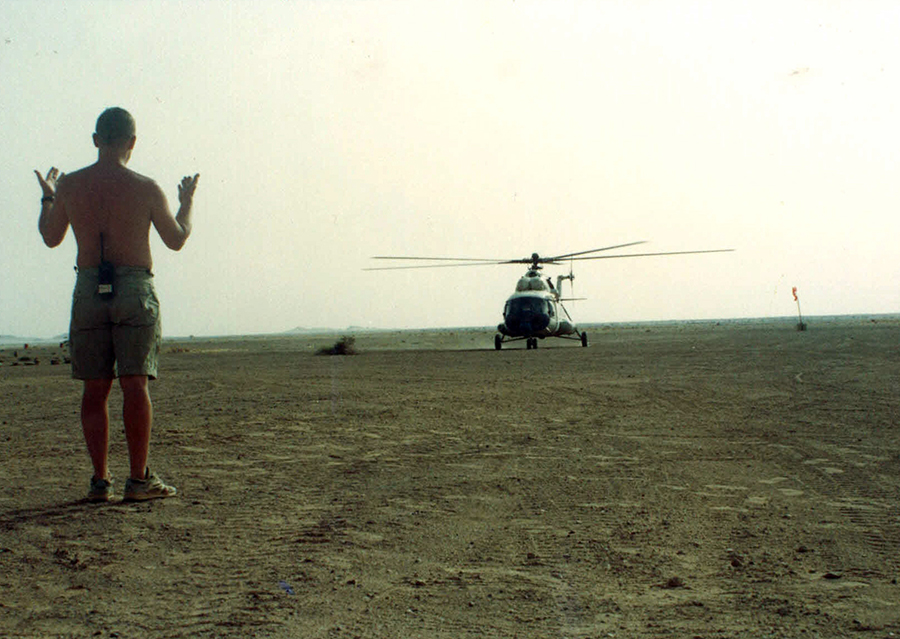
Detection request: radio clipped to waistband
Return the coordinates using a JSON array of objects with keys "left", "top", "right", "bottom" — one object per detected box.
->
[{"left": 98, "top": 233, "right": 115, "bottom": 300}]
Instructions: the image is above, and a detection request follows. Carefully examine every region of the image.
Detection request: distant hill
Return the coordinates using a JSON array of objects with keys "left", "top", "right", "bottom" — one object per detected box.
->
[
  {"left": 283, "top": 327, "right": 335, "bottom": 335},
  {"left": 0, "top": 334, "right": 67, "bottom": 345},
  {"left": 1, "top": 335, "right": 40, "bottom": 346}
]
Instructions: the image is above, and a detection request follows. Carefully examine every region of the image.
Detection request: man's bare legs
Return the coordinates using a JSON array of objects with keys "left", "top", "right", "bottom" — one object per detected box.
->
[
  {"left": 81, "top": 378, "right": 114, "bottom": 481},
  {"left": 81, "top": 375, "right": 153, "bottom": 482},
  {"left": 120, "top": 375, "right": 152, "bottom": 480}
]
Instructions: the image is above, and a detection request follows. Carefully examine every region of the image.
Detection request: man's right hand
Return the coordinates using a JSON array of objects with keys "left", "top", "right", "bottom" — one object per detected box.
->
[{"left": 178, "top": 174, "right": 200, "bottom": 205}]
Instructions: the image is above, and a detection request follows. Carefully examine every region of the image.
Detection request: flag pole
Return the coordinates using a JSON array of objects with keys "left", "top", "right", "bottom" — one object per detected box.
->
[{"left": 792, "top": 286, "right": 806, "bottom": 331}]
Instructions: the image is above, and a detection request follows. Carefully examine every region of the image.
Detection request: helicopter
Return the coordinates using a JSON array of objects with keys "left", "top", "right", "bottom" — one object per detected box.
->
[{"left": 368, "top": 242, "right": 733, "bottom": 350}]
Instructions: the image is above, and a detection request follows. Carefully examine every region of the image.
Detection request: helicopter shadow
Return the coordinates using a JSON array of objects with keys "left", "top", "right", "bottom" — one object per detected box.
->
[{"left": 454, "top": 344, "right": 583, "bottom": 353}]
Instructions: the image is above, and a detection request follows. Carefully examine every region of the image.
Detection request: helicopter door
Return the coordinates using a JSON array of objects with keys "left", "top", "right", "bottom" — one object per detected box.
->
[{"left": 546, "top": 300, "right": 561, "bottom": 333}]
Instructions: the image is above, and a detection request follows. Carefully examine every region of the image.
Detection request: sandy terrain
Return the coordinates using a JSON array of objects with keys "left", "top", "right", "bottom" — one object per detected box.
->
[{"left": 1, "top": 318, "right": 898, "bottom": 638}]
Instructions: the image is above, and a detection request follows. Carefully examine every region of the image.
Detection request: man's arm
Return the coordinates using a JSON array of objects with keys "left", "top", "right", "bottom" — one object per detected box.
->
[
  {"left": 150, "top": 174, "right": 199, "bottom": 251},
  {"left": 35, "top": 167, "right": 69, "bottom": 247}
]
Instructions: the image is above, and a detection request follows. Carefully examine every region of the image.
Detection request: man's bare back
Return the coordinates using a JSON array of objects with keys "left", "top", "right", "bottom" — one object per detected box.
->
[
  {"left": 50, "top": 164, "right": 179, "bottom": 268},
  {"left": 37, "top": 143, "right": 197, "bottom": 269}
]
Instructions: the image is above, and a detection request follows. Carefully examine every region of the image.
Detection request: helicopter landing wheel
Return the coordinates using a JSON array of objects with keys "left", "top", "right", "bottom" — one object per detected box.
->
[
  {"left": 494, "top": 334, "right": 503, "bottom": 350},
  {"left": 526, "top": 338, "right": 538, "bottom": 350},
  {"left": 581, "top": 331, "right": 588, "bottom": 347}
]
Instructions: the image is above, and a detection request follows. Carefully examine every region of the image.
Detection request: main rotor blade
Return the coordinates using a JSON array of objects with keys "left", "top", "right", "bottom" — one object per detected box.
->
[
  {"left": 364, "top": 260, "right": 511, "bottom": 271},
  {"left": 545, "top": 241, "right": 648, "bottom": 262},
  {"left": 371, "top": 242, "right": 650, "bottom": 266},
  {"left": 567, "top": 248, "right": 734, "bottom": 261},
  {"left": 371, "top": 256, "right": 510, "bottom": 262},
  {"left": 367, "top": 245, "right": 733, "bottom": 270}
]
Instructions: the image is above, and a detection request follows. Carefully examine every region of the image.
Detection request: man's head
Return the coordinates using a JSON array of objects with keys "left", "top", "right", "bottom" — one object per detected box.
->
[{"left": 94, "top": 107, "right": 136, "bottom": 149}]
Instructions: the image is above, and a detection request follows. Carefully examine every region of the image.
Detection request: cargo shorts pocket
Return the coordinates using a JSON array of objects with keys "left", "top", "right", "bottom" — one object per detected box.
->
[
  {"left": 70, "top": 294, "right": 109, "bottom": 332},
  {"left": 113, "top": 292, "right": 160, "bottom": 327}
]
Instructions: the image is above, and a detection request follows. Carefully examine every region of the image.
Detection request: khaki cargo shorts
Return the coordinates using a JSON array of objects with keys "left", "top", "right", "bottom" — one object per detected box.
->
[{"left": 69, "top": 267, "right": 162, "bottom": 380}]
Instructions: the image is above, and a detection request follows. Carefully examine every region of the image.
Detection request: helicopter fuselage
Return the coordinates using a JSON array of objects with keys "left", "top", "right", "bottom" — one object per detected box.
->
[{"left": 497, "top": 270, "right": 577, "bottom": 340}]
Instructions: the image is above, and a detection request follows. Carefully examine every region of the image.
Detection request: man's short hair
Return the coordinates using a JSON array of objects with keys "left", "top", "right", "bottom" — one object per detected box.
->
[{"left": 95, "top": 107, "right": 136, "bottom": 146}]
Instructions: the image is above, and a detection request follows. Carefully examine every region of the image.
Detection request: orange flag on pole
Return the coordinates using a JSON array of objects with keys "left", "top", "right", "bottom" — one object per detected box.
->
[{"left": 792, "top": 286, "right": 798, "bottom": 302}]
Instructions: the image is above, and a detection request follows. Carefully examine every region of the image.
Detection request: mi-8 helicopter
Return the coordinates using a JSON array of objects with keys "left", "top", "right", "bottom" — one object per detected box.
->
[{"left": 368, "top": 242, "right": 733, "bottom": 350}]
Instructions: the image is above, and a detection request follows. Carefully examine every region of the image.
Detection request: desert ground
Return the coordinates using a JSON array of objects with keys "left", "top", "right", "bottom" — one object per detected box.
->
[{"left": 1, "top": 318, "right": 898, "bottom": 638}]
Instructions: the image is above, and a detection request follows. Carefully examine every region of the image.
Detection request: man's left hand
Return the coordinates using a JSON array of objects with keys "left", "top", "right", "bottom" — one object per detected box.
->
[{"left": 35, "top": 167, "right": 63, "bottom": 198}]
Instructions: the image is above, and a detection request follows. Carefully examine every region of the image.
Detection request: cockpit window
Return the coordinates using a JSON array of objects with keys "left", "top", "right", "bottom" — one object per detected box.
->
[{"left": 507, "top": 298, "right": 548, "bottom": 315}]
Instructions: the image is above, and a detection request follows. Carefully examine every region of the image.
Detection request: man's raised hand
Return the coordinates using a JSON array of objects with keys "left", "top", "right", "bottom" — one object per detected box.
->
[
  {"left": 178, "top": 174, "right": 200, "bottom": 204},
  {"left": 35, "top": 167, "right": 63, "bottom": 198}
]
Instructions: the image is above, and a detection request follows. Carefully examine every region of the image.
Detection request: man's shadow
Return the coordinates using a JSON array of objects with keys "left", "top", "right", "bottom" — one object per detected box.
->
[{"left": 0, "top": 499, "right": 130, "bottom": 533}]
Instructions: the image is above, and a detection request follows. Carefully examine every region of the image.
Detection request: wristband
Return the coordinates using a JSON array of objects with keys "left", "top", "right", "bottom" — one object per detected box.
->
[{"left": 41, "top": 195, "right": 55, "bottom": 204}]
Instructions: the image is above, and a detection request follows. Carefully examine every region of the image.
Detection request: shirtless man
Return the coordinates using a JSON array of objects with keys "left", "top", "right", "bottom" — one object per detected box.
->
[{"left": 36, "top": 107, "right": 199, "bottom": 502}]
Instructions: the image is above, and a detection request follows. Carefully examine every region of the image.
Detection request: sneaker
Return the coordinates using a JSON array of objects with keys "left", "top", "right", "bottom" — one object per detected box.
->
[
  {"left": 88, "top": 476, "right": 114, "bottom": 503},
  {"left": 123, "top": 469, "right": 177, "bottom": 502}
]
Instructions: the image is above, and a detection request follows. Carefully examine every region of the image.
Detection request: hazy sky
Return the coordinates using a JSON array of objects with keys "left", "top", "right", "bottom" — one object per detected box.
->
[{"left": 2, "top": 0, "right": 898, "bottom": 338}]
